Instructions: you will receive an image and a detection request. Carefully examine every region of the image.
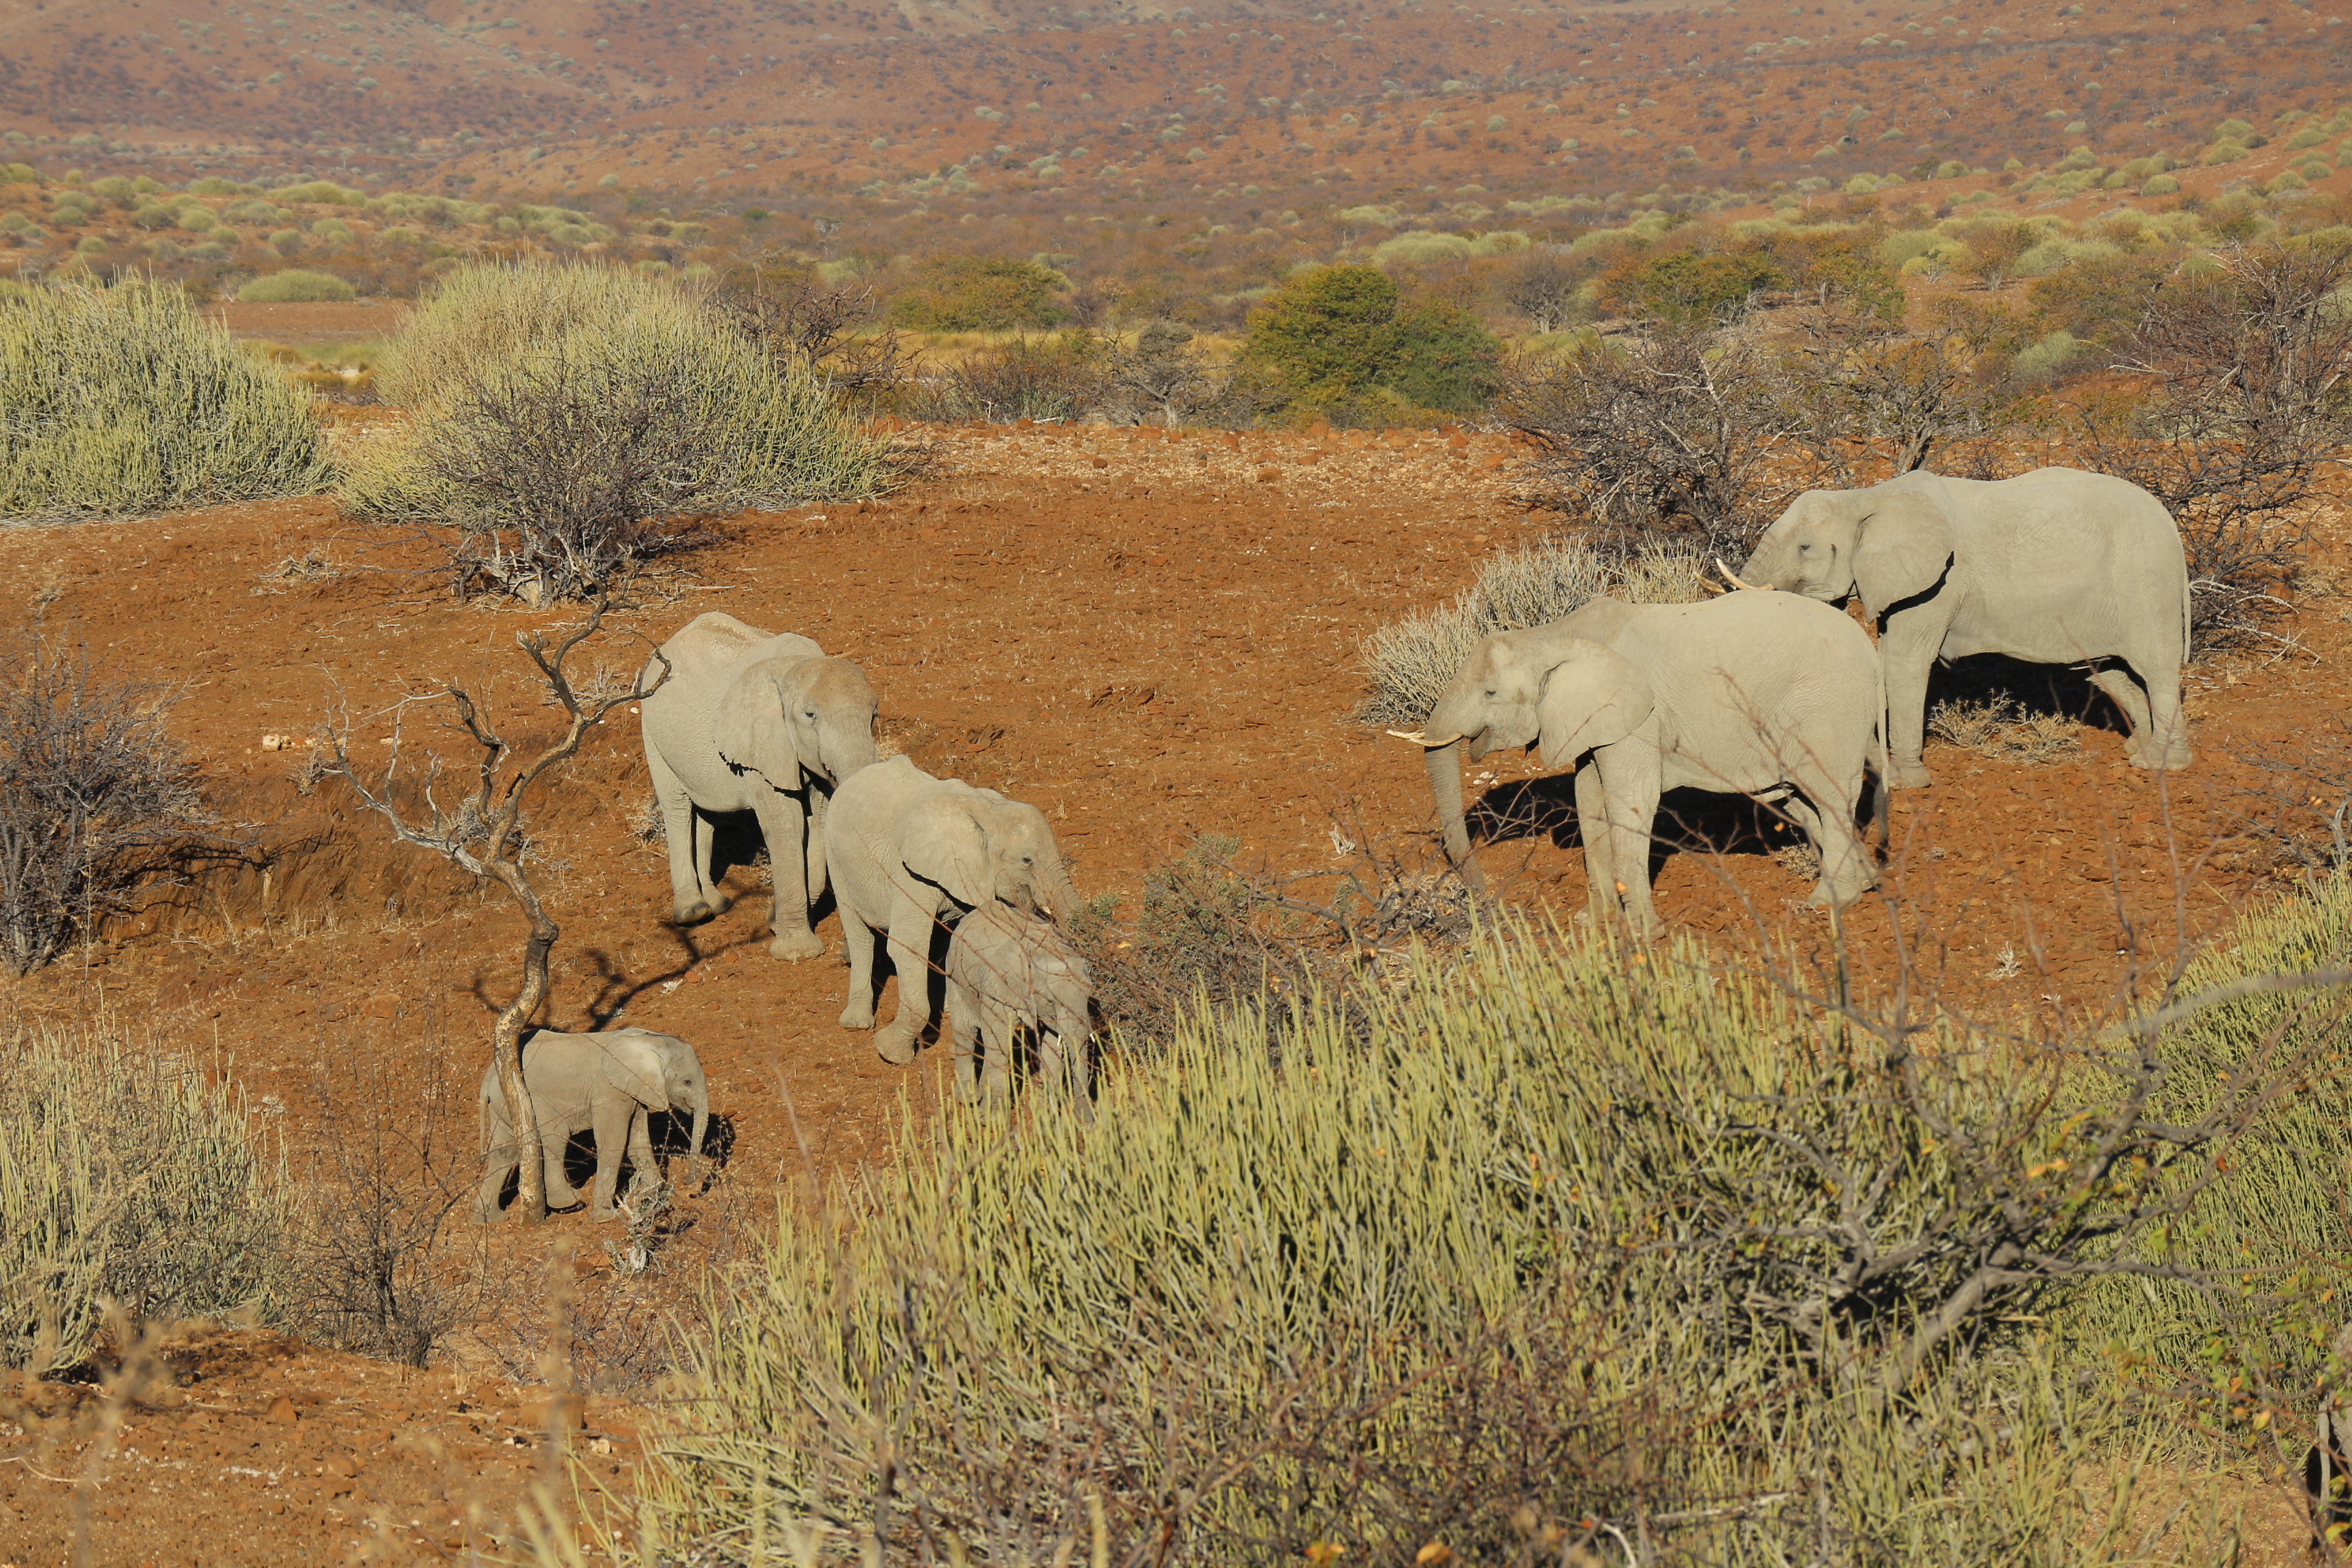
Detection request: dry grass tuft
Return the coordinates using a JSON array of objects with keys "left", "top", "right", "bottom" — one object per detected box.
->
[{"left": 1928, "top": 696, "right": 2084, "bottom": 762}]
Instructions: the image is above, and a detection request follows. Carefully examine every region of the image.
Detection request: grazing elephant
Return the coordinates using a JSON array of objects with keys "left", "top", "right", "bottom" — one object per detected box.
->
[
  {"left": 1736, "top": 466, "right": 2191, "bottom": 788},
  {"left": 825, "top": 755, "right": 1081, "bottom": 1065},
  {"left": 475, "top": 1028, "right": 710, "bottom": 1224},
  {"left": 945, "top": 900, "right": 1096, "bottom": 1117},
  {"left": 1414, "top": 592, "right": 1884, "bottom": 937},
  {"left": 640, "top": 612, "right": 879, "bottom": 960}
]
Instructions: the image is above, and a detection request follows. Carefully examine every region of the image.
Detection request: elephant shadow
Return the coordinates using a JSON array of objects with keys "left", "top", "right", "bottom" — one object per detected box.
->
[
  {"left": 1467, "top": 777, "right": 1849, "bottom": 884},
  {"left": 698, "top": 808, "right": 842, "bottom": 926},
  {"left": 489, "top": 1113, "right": 738, "bottom": 1215},
  {"left": 1927, "top": 653, "right": 2132, "bottom": 737}
]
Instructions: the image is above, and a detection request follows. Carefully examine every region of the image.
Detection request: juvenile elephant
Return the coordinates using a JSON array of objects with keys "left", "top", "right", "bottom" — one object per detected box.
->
[
  {"left": 825, "top": 755, "right": 1081, "bottom": 1065},
  {"left": 945, "top": 900, "right": 1095, "bottom": 1117},
  {"left": 1736, "top": 466, "right": 2191, "bottom": 788},
  {"left": 1415, "top": 591, "right": 1884, "bottom": 937},
  {"left": 640, "top": 612, "right": 879, "bottom": 960},
  {"left": 475, "top": 1028, "right": 710, "bottom": 1224}
]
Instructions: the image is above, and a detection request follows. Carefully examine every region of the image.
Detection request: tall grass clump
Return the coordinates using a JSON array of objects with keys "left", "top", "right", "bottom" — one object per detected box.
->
[
  {"left": 236, "top": 268, "right": 357, "bottom": 303},
  {"left": 0, "top": 276, "right": 329, "bottom": 522},
  {"left": 1356, "top": 536, "right": 1708, "bottom": 725},
  {"left": 344, "top": 261, "right": 888, "bottom": 601},
  {"left": 0, "top": 1024, "right": 291, "bottom": 1372},
  {"left": 615, "top": 916, "right": 2276, "bottom": 1567}
]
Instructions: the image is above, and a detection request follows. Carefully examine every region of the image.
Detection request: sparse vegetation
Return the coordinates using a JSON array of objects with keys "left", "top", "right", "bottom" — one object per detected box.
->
[
  {"left": 0, "top": 1022, "right": 291, "bottom": 1373},
  {"left": 1927, "top": 695, "right": 2085, "bottom": 762},
  {"left": 1243, "top": 263, "right": 1503, "bottom": 419},
  {"left": 0, "top": 277, "right": 327, "bottom": 522},
  {"left": 235, "top": 268, "right": 355, "bottom": 303}
]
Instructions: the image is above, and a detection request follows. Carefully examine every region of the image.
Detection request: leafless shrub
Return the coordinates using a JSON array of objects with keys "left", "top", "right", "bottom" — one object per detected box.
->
[
  {"left": 1501, "top": 324, "right": 1797, "bottom": 559},
  {"left": 1499, "top": 248, "right": 1588, "bottom": 333},
  {"left": 1094, "top": 321, "right": 1278, "bottom": 428},
  {"left": 284, "top": 1040, "right": 483, "bottom": 1367},
  {"left": 0, "top": 636, "right": 225, "bottom": 977},
  {"left": 715, "top": 260, "right": 916, "bottom": 412},
  {"left": 1929, "top": 696, "right": 2085, "bottom": 762},
  {"left": 392, "top": 350, "right": 728, "bottom": 604},
  {"left": 254, "top": 547, "right": 342, "bottom": 592},
  {"left": 1774, "top": 296, "right": 2028, "bottom": 483},
  {"left": 910, "top": 333, "right": 1112, "bottom": 425},
  {"left": 2077, "top": 240, "right": 2352, "bottom": 649}
]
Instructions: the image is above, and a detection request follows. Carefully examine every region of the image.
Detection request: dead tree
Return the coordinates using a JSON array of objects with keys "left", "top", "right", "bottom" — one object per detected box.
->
[{"left": 321, "top": 591, "right": 664, "bottom": 1226}]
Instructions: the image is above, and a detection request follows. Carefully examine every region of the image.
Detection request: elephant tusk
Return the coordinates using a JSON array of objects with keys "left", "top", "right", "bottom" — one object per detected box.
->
[
  {"left": 1387, "top": 728, "right": 1445, "bottom": 747},
  {"left": 1716, "top": 558, "right": 1767, "bottom": 592}
]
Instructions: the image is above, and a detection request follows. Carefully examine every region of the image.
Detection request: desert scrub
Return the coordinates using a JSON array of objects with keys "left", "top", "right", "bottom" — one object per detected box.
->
[
  {"left": 622, "top": 914, "right": 2261, "bottom": 1566},
  {"left": 1926, "top": 694, "right": 2082, "bottom": 761},
  {"left": 343, "top": 261, "right": 889, "bottom": 601},
  {"left": 235, "top": 267, "right": 357, "bottom": 303},
  {"left": 1356, "top": 535, "right": 1707, "bottom": 725},
  {"left": 0, "top": 277, "right": 329, "bottom": 522},
  {"left": 0, "top": 1023, "right": 291, "bottom": 1371}
]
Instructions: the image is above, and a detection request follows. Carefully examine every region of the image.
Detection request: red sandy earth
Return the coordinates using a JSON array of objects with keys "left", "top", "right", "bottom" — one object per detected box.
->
[{"left": 1, "top": 420, "right": 2346, "bottom": 1563}]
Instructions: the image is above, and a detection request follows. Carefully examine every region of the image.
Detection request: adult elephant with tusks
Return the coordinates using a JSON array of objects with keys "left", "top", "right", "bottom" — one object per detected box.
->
[
  {"left": 640, "top": 612, "right": 879, "bottom": 959},
  {"left": 826, "top": 755, "right": 1082, "bottom": 1066},
  {"left": 1405, "top": 591, "right": 1885, "bottom": 938},
  {"left": 1733, "top": 466, "right": 2192, "bottom": 789}
]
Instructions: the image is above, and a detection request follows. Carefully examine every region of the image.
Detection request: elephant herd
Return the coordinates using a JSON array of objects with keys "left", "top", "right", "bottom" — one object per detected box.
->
[{"left": 480, "top": 462, "right": 2195, "bottom": 1221}]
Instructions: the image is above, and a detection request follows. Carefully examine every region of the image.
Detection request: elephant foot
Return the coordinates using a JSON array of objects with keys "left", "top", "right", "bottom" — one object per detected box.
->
[
  {"left": 838, "top": 1002, "right": 876, "bottom": 1030},
  {"left": 672, "top": 894, "right": 731, "bottom": 926},
  {"left": 589, "top": 1206, "right": 622, "bottom": 1223},
  {"left": 875, "top": 1026, "right": 921, "bottom": 1066},
  {"left": 2129, "top": 745, "right": 2193, "bottom": 772},
  {"left": 769, "top": 928, "right": 826, "bottom": 962},
  {"left": 1886, "top": 762, "right": 1935, "bottom": 791},
  {"left": 473, "top": 1204, "right": 502, "bottom": 1226}
]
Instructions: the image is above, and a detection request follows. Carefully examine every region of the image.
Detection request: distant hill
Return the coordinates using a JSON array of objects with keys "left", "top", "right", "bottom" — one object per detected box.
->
[{"left": 3, "top": 0, "right": 2345, "bottom": 212}]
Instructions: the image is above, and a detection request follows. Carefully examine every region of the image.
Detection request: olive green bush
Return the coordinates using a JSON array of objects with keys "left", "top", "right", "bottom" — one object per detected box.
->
[
  {"left": 617, "top": 913, "right": 2278, "bottom": 1566},
  {"left": 344, "top": 261, "right": 889, "bottom": 600},
  {"left": 236, "top": 267, "right": 356, "bottom": 302},
  {"left": 0, "top": 277, "right": 329, "bottom": 521},
  {"left": 0, "top": 1023, "right": 291, "bottom": 1371}
]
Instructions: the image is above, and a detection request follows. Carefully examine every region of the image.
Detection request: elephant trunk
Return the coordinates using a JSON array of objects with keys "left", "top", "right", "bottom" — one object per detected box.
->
[
  {"left": 687, "top": 1082, "right": 710, "bottom": 1186},
  {"left": 1036, "top": 858, "right": 1081, "bottom": 924},
  {"left": 823, "top": 723, "right": 879, "bottom": 786},
  {"left": 1738, "top": 536, "right": 1795, "bottom": 591},
  {"left": 1423, "top": 739, "right": 1488, "bottom": 894}
]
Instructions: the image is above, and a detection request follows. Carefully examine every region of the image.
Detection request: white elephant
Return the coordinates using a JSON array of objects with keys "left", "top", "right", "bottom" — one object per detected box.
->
[
  {"left": 825, "top": 755, "right": 1082, "bottom": 1065},
  {"left": 945, "top": 900, "right": 1095, "bottom": 1117},
  {"left": 1416, "top": 591, "right": 1884, "bottom": 937},
  {"left": 639, "top": 612, "right": 879, "bottom": 960},
  {"left": 1737, "top": 466, "right": 2191, "bottom": 788},
  {"left": 475, "top": 1028, "right": 709, "bottom": 1224}
]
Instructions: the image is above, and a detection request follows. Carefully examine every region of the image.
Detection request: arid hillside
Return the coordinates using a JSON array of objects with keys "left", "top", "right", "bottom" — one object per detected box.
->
[{"left": 3, "top": 0, "right": 2344, "bottom": 215}]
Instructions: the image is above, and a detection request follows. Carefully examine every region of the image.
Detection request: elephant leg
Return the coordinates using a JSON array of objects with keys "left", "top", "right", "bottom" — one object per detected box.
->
[
  {"left": 751, "top": 791, "right": 824, "bottom": 960},
  {"left": 626, "top": 1107, "right": 659, "bottom": 1188},
  {"left": 2140, "top": 655, "right": 2192, "bottom": 770},
  {"left": 540, "top": 1116, "right": 585, "bottom": 1210},
  {"left": 1787, "top": 760, "right": 1876, "bottom": 908},
  {"left": 1594, "top": 750, "right": 1665, "bottom": 939},
  {"left": 1572, "top": 764, "right": 1617, "bottom": 926},
  {"left": 946, "top": 977, "right": 983, "bottom": 1105},
  {"left": 651, "top": 747, "right": 727, "bottom": 926},
  {"left": 838, "top": 909, "right": 879, "bottom": 1030},
  {"left": 1880, "top": 612, "right": 1943, "bottom": 790},
  {"left": 476, "top": 1115, "right": 517, "bottom": 1224},
  {"left": 806, "top": 788, "right": 831, "bottom": 907},
  {"left": 874, "top": 892, "right": 946, "bottom": 1066},
  {"left": 979, "top": 1001, "right": 1017, "bottom": 1110},
  {"left": 588, "top": 1098, "right": 634, "bottom": 1221}
]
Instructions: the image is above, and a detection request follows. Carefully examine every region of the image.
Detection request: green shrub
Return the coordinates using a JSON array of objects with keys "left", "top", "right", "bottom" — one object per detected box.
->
[
  {"left": 0, "top": 1022, "right": 291, "bottom": 1371},
  {"left": 2014, "top": 329, "right": 2091, "bottom": 380},
  {"left": 628, "top": 917, "right": 2253, "bottom": 1565},
  {"left": 238, "top": 268, "right": 354, "bottom": 302},
  {"left": 344, "top": 261, "right": 887, "bottom": 600},
  {"left": 2143, "top": 172, "right": 2183, "bottom": 195},
  {"left": 267, "top": 179, "right": 360, "bottom": 205},
  {"left": 884, "top": 253, "right": 1070, "bottom": 331},
  {"left": 1241, "top": 263, "right": 1502, "bottom": 414},
  {"left": 1369, "top": 229, "right": 1474, "bottom": 267},
  {"left": 1597, "top": 244, "right": 1785, "bottom": 322},
  {"left": 0, "top": 278, "right": 329, "bottom": 522}
]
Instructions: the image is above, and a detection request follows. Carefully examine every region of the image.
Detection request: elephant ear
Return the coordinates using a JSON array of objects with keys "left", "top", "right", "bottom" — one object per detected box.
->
[
  {"left": 1535, "top": 640, "right": 1655, "bottom": 769},
  {"left": 715, "top": 659, "right": 814, "bottom": 787},
  {"left": 596, "top": 1036, "right": 668, "bottom": 1110},
  {"left": 1851, "top": 490, "right": 1957, "bottom": 618},
  {"left": 904, "top": 794, "right": 992, "bottom": 909}
]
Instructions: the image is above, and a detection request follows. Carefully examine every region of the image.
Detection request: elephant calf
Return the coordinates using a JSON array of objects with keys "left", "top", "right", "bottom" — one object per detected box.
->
[
  {"left": 945, "top": 900, "right": 1095, "bottom": 1117},
  {"left": 826, "top": 755, "right": 1081, "bottom": 1065},
  {"left": 476, "top": 1028, "right": 710, "bottom": 1224}
]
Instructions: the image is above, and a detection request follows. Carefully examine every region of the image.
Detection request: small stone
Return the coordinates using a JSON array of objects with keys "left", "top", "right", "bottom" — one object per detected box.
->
[{"left": 265, "top": 1395, "right": 298, "bottom": 1425}]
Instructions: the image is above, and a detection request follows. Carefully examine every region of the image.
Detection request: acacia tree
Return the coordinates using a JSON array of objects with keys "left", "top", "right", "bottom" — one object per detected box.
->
[{"left": 323, "top": 593, "right": 663, "bottom": 1226}]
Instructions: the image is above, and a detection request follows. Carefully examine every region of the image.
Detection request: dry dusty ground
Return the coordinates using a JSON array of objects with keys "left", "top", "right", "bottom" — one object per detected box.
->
[{"left": 1, "top": 419, "right": 2346, "bottom": 1563}]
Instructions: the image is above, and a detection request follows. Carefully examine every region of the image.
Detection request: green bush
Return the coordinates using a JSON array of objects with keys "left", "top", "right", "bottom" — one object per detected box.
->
[
  {"left": 1597, "top": 245, "right": 1785, "bottom": 323},
  {"left": 1242, "top": 263, "right": 1501, "bottom": 414},
  {"left": 884, "top": 254, "right": 1069, "bottom": 331},
  {"left": 627, "top": 916, "right": 2253, "bottom": 1565},
  {"left": 345, "top": 261, "right": 887, "bottom": 600},
  {"left": 1, "top": 1022, "right": 291, "bottom": 1371},
  {"left": 0, "top": 278, "right": 329, "bottom": 522},
  {"left": 238, "top": 268, "right": 355, "bottom": 303}
]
